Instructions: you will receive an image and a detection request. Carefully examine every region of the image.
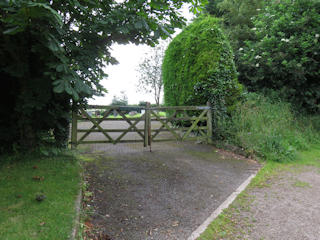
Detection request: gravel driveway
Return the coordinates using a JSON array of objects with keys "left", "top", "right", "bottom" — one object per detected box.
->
[{"left": 78, "top": 120, "right": 260, "bottom": 240}]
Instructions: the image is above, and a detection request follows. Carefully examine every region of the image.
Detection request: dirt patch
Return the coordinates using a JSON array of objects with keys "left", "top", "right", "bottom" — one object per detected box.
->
[
  {"left": 80, "top": 141, "right": 259, "bottom": 240},
  {"left": 222, "top": 166, "right": 320, "bottom": 240}
]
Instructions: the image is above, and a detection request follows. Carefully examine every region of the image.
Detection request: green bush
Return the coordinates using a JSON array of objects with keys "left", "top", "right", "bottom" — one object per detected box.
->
[
  {"left": 238, "top": 0, "right": 320, "bottom": 113},
  {"left": 162, "top": 16, "right": 242, "bottom": 137},
  {"left": 228, "top": 93, "right": 320, "bottom": 162}
]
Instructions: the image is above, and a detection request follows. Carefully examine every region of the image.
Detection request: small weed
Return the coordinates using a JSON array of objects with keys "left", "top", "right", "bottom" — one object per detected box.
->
[{"left": 292, "top": 180, "right": 311, "bottom": 188}]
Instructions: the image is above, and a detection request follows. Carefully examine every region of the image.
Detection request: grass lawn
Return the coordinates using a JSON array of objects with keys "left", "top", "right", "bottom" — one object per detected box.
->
[
  {"left": 198, "top": 145, "right": 320, "bottom": 240},
  {"left": 0, "top": 152, "right": 81, "bottom": 240}
]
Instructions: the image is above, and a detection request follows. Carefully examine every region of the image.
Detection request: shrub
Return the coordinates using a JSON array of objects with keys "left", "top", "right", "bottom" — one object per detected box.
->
[
  {"left": 162, "top": 16, "right": 242, "bottom": 138},
  {"left": 238, "top": 0, "right": 320, "bottom": 113},
  {"left": 228, "top": 93, "right": 320, "bottom": 162}
]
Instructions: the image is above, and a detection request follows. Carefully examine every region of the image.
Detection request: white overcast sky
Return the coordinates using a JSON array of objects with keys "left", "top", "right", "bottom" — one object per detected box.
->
[{"left": 89, "top": 5, "right": 195, "bottom": 105}]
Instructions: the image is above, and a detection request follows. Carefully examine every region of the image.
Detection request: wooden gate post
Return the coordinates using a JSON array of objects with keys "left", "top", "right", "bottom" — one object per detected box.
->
[
  {"left": 206, "top": 101, "right": 213, "bottom": 144},
  {"left": 144, "top": 103, "right": 149, "bottom": 147},
  {"left": 147, "top": 102, "right": 151, "bottom": 148},
  {"left": 71, "top": 109, "right": 78, "bottom": 149}
]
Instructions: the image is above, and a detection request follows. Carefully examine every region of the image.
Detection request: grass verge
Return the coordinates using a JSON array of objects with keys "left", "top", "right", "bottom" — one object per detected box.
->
[
  {"left": 0, "top": 152, "right": 81, "bottom": 240},
  {"left": 224, "top": 93, "right": 320, "bottom": 162},
  {"left": 197, "top": 145, "right": 320, "bottom": 240}
]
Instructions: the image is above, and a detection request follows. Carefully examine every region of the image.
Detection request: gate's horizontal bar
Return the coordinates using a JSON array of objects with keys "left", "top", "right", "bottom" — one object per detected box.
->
[
  {"left": 86, "top": 105, "right": 146, "bottom": 110},
  {"left": 151, "top": 117, "right": 207, "bottom": 121},
  {"left": 150, "top": 106, "right": 210, "bottom": 110},
  {"left": 77, "top": 117, "right": 207, "bottom": 122},
  {"left": 152, "top": 137, "right": 207, "bottom": 142},
  {"left": 77, "top": 129, "right": 145, "bottom": 133},
  {"left": 77, "top": 140, "right": 144, "bottom": 144},
  {"left": 78, "top": 117, "right": 144, "bottom": 121},
  {"left": 77, "top": 127, "right": 208, "bottom": 133}
]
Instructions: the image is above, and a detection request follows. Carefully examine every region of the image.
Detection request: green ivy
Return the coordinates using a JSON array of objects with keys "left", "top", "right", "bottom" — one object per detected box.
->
[{"left": 162, "top": 16, "right": 243, "bottom": 139}]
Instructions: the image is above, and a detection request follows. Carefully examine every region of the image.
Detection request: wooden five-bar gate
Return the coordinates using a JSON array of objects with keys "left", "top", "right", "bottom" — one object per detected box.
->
[{"left": 71, "top": 102, "right": 212, "bottom": 149}]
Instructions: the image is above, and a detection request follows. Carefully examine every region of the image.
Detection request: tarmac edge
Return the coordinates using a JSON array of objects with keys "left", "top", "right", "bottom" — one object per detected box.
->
[{"left": 187, "top": 172, "right": 258, "bottom": 240}]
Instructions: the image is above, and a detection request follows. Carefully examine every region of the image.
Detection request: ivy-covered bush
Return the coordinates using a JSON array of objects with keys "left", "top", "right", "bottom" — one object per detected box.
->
[
  {"left": 162, "top": 16, "right": 242, "bottom": 138},
  {"left": 238, "top": 0, "right": 320, "bottom": 113}
]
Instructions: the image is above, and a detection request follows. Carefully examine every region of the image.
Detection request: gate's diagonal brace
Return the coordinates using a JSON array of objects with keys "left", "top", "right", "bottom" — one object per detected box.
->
[
  {"left": 113, "top": 111, "right": 145, "bottom": 144},
  {"left": 151, "top": 110, "right": 177, "bottom": 140},
  {"left": 117, "top": 110, "right": 145, "bottom": 139},
  {"left": 77, "top": 108, "right": 113, "bottom": 143},
  {"left": 78, "top": 108, "right": 114, "bottom": 143},
  {"left": 182, "top": 109, "right": 208, "bottom": 140},
  {"left": 151, "top": 110, "right": 181, "bottom": 140}
]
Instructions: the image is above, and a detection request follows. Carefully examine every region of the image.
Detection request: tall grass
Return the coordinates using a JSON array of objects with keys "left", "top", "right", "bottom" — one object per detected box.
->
[{"left": 227, "top": 93, "right": 320, "bottom": 162}]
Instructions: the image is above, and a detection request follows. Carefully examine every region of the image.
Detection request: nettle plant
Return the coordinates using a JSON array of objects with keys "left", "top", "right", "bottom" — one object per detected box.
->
[{"left": 238, "top": 0, "right": 320, "bottom": 113}]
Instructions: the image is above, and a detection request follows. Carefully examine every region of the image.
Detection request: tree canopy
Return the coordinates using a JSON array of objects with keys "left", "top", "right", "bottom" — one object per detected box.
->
[
  {"left": 205, "top": 0, "right": 266, "bottom": 61},
  {"left": 0, "top": 0, "right": 206, "bottom": 152},
  {"left": 238, "top": 0, "right": 320, "bottom": 113}
]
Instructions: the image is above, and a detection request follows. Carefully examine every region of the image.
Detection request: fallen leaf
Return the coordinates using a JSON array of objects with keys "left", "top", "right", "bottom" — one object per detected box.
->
[
  {"left": 32, "top": 176, "right": 44, "bottom": 181},
  {"left": 33, "top": 165, "right": 38, "bottom": 169},
  {"left": 85, "top": 221, "right": 93, "bottom": 229}
]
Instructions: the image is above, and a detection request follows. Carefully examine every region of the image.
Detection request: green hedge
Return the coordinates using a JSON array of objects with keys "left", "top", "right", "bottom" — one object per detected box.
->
[{"left": 162, "top": 16, "right": 242, "bottom": 111}]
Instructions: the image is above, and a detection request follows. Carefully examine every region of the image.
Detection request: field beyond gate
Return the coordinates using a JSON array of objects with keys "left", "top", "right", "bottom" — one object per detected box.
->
[{"left": 71, "top": 103, "right": 212, "bottom": 148}]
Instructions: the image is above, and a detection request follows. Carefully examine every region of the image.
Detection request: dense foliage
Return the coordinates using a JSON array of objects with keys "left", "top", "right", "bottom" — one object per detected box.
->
[
  {"left": 206, "top": 0, "right": 266, "bottom": 57},
  {"left": 227, "top": 93, "right": 320, "bottom": 162},
  {"left": 238, "top": 0, "right": 320, "bottom": 113},
  {"left": 0, "top": 0, "right": 205, "bottom": 152},
  {"left": 162, "top": 16, "right": 242, "bottom": 137}
]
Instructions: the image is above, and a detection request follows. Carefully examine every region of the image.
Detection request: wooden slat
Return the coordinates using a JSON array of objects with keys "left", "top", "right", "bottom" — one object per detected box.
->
[
  {"left": 78, "top": 129, "right": 145, "bottom": 133},
  {"left": 79, "top": 139, "right": 144, "bottom": 144},
  {"left": 151, "top": 117, "right": 207, "bottom": 121},
  {"left": 86, "top": 105, "right": 145, "bottom": 110},
  {"left": 77, "top": 126, "right": 208, "bottom": 133},
  {"left": 78, "top": 108, "right": 114, "bottom": 144},
  {"left": 151, "top": 110, "right": 181, "bottom": 140},
  {"left": 149, "top": 106, "right": 210, "bottom": 110},
  {"left": 151, "top": 110, "right": 177, "bottom": 140},
  {"left": 113, "top": 110, "right": 145, "bottom": 144},
  {"left": 71, "top": 110, "right": 78, "bottom": 149},
  {"left": 198, "top": 129, "right": 207, "bottom": 138},
  {"left": 182, "top": 109, "right": 208, "bottom": 140},
  {"left": 78, "top": 116, "right": 206, "bottom": 121},
  {"left": 78, "top": 117, "right": 144, "bottom": 121},
  {"left": 77, "top": 108, "right": 113, "bottom": 143},
  {"left": 152, "top": 137, "right": 207, "bottom": 142},
  {"left": 206, "top": 101, "right": 213, "bottom": 144},
  {"left": 144, "top": 103, "right": 149, "bottom": 147}
]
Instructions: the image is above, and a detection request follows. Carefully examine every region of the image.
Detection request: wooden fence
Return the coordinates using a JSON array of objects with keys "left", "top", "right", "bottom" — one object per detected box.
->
[{"left": 71, "top": 102, "right": 212, "bottom": 148}]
